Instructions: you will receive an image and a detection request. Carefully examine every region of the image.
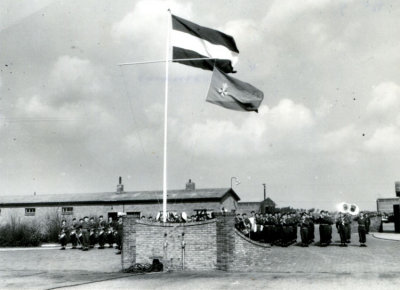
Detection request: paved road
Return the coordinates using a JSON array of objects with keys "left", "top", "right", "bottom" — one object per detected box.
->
[
  {"left": 1, "top": 231, "right": 400, "bottom": 289},
  {"left": 0, "top": 246, "right": 127, "bottom": 289}
]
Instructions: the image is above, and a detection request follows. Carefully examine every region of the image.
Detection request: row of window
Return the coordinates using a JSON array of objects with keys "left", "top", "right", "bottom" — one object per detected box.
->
[
  {"left": 0, "top": 208, "right": 141, "bottom": 217},
  {"left": 21, "top": 208, "right": 140, "bottom": 217}
]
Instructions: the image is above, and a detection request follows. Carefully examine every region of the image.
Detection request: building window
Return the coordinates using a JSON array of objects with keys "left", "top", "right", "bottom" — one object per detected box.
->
[
  {"left": 127, "top": 212, "right": 141, "bottom": 218},
  {"left": 62, "top": 207, "right": 73, "bottom": 215},
  {"left": 25, "top": 208, "right": 36, "bottom": 216}
]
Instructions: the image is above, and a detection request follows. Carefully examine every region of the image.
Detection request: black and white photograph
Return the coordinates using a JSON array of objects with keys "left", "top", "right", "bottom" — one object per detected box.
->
[{"left": 1, "top": 0, "right": 400, "bottom": 289}]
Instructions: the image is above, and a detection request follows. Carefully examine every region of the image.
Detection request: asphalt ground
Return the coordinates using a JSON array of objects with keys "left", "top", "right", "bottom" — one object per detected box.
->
[{"left": 1, "top": 227, "right": 400, "bottom": 290}]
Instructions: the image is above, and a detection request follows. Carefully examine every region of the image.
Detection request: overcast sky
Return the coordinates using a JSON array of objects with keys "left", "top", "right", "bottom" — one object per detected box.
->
[{"left": 1, "top": 0, "right": 400, "bottom": 210}]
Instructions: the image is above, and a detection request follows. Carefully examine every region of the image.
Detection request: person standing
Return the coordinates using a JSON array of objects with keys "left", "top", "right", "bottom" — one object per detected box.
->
[
  {"left": 59, "top": 219, "right": 68, "bottom": 250},
  {"left": 77, "top": 218, "right": 84, "bottom": 249},
  {"left": 97, "top": 215, "right": 106, "bottom": 249},
  {"left": 336, "top": 213, "right": 347, "bottom": 247},
  {"left": 115, "top": 216, "right": 123, "bottom": 254},
  {"left": 106, "top": 216, "right": 115, "bottom": 248},
  {"left": 307, "top": 212, "right": 315, "bottom": 244},
  {"left": 344, "top": 213, "right": 352, "bottom": 243},
  {"left": 69, "top": 218, "right": 78, "bottom": 249},
  {"left": 355, "top": 212, "right": 368, "bottom": 247},
  {"left": 317, "top": 211, "right": 333, "bottom": 247},
  {"left": 299, "top": 213, "right": 309, "bottom": 247},
  {"left": 89, "top": 217, "right": 97, "bottom": 248},
  {"left": 81, "top": 216, "right": 90, "bottom": 251}
]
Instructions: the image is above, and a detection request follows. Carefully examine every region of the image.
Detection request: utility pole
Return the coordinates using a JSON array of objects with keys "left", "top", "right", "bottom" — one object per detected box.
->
[{"left": 262, "top": 183, "right": 266, "bottom": 200}]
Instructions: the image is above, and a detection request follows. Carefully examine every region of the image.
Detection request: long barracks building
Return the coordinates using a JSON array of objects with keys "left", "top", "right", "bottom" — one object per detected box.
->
[{"left": 0, "top": 179, "right": 240, "bottom": 224}]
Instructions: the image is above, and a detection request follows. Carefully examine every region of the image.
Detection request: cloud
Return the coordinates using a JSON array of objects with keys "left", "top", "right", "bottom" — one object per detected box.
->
[
  {"left": 263, "top": 0, "right": 332, "bottom": 31},
  {"left": 14, "top": 55, "right": 115, "bottom": 140},
  {"left": 111, "top": 0, "right": 192, "bottom": 47},
  {"left": 179, "top": 99, "right": 314, "bottom": 156},
  {"left": 364, "top": 125, "right": 400, "bottom": 153},
  {"left": 367, "top": 82, "right": 400, "bottom": 114},
  {"left": 317, "top": 125, "right": 356, "bottom": 152}
]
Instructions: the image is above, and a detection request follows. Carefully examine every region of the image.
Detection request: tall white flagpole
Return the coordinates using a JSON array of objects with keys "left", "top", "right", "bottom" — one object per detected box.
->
[{"left": 163, "top": 9, "right": 171, "bottom": 223}]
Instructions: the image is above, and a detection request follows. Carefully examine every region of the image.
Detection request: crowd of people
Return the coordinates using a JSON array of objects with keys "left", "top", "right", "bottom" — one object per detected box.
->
[
  {"left": 235, "top": 210, "right": 371, "bottom": 247},
  {"left": 59, "top": 215, "right": 123, "bottom": 254},
  {"left": 140, "top": 212, "right": 215, "bottom": 223}
]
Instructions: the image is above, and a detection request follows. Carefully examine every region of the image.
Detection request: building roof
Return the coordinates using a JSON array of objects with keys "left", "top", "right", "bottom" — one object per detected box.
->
[
  {"left": 0, "top": 188, "right": 240, "bottom": 207},
  {"left": 377, "top": 197, "right": 400, "bottom": 202}
]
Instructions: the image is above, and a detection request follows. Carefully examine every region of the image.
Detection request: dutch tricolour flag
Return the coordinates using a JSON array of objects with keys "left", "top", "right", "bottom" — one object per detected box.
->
[{"left": 171, "top": 15, "right": 239, "bottom": 73}]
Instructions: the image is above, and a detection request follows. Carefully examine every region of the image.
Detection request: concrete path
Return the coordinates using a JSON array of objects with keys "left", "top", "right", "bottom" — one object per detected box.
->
[
  {"left": 1, "top": 231, "right": 400, "bottom": 289},
  {"left": 373, "top": 232, "right": 400, "bottom": 241}
]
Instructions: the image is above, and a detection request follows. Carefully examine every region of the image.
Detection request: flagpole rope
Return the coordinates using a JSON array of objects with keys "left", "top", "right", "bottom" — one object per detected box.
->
[{"left": 117, "top": 58, "right": 218, "bottom": 67}]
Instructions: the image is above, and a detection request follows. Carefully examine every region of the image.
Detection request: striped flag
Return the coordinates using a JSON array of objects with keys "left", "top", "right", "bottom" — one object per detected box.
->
[{"left": 171, "top": 15, "right": 239, "bottom": 73}]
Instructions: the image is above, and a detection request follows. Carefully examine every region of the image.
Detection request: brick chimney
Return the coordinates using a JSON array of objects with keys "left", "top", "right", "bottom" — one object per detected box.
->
[
  {"left": 185, "top": 179, "right": 195, "bottom": 191},
  {"left": 117, "top": 176, "right": 124, "bottom": 194}
]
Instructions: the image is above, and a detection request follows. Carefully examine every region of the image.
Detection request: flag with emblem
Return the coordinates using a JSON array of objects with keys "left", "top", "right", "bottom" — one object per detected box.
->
[
  {"left": 206, "top": 67, "right": 264, "bottom": 112},
  {"left": 171, "top": 15, "right": 239, "bottom": 73}
]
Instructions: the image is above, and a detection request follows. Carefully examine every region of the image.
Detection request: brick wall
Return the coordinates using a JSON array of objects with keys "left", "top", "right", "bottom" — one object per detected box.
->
[
  {"left": 230, "top": 230, "right": 271, "bottom": 271},
  {"left": 122, "top": 217, "right": 218, "bottom": 271},
  {"left": 122, "top": 212, "right": 279, "bottom": 272}
]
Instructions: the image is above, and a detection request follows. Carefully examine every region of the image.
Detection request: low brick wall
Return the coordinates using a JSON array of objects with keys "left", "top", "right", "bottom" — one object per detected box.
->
[
  {"left": 122, "top": 217, "right": 219, "bottom": 271},
  {"left": 121, "top": 213, "right": 280, "bottom": 272}
]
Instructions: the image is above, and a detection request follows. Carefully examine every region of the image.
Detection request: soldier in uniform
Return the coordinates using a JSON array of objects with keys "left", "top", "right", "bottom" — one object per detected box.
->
[
  {"left": 307, "top": 212, "right": 315, "bottom": 244},
  {"left": 115, "top": 216, "right": 123, "bottom": 254},
  {"left": 69, "top": 218, "right": 78, "bottom": 249},
  {"left": 299, "top": 213, "right": 310, "bottom": 247},
  {"left": 97, "top": 215, "right": 106, "bottom": 249},
  {"left": 106, "top": 216, "right": 115, "bottom": 248},
  {"left": 317, "top": 211, "right": 333, "bottom": 247},
  {"left": 336, "top": 213, "right": 347, "bottom": 247},
  {"left": 89, "top": 217, "right": 97, "bottom": 248},
  {"left": 81, "top": 216, "right": 90, "bottom": 251},
  {"left": 59, "top": 219, "right": 68, "bottom": 250},
  {"left": 344, "top": 213, "right": 352, "bottom": 243},
  {"left": 290, "top": 212, "right": 299, "bottom": 244},
  {"left": 354, "top": 212, "right": 368, "bottom": 247},
  {"left": 77, "top": 218, "right": 84, "bottom": 249}
]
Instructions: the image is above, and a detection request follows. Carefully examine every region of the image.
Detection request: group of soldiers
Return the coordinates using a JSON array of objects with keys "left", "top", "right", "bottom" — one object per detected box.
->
[
  {"left": 59, "top": 215, "right": 123, "bottom": 254},
  {"left": 235, "top": 210, "right": 371, "bottom": 247}
]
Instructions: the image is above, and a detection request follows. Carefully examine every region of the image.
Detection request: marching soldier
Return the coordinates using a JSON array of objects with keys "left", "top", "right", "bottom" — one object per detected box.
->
[
  {"left": 336, "top": 213, "right": 347, "bottom": 247},
  {"left": 97, "top": 215, "right": 106, "bottom": 249},
  {"left": 354, "top": 212, "right": 368, "bottom": 247},
  {"left": 89, "top": 217, "right": 97, "bottom": 248},
  {"left": 59, "top": 219, "right": 68, "bottom": 250},
  {"left": 106, "top": 216, "right": 115, "bottom": 248},
  {"left": 69, "top": 218, "right": 78, "bottom": 249}
]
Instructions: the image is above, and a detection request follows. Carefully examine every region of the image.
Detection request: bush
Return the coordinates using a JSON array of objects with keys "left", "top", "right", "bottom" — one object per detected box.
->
[
  {"left": 42, "top": 211, "right": 63, "bottom": 243},
  {"left": 0, "top": 216, "right": 43, "bottom": 247}
]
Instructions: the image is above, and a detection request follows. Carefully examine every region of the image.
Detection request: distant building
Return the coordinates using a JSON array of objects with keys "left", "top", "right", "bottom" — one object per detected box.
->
[
  {"left": 238, "top": 197, "right": 276, "bottom": 214},
  {"left": 376, "top": 182, "right": 400, "bottom": 214},
  {"left": 0, "top": 179, "right": 240, "bottom": 224}
]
